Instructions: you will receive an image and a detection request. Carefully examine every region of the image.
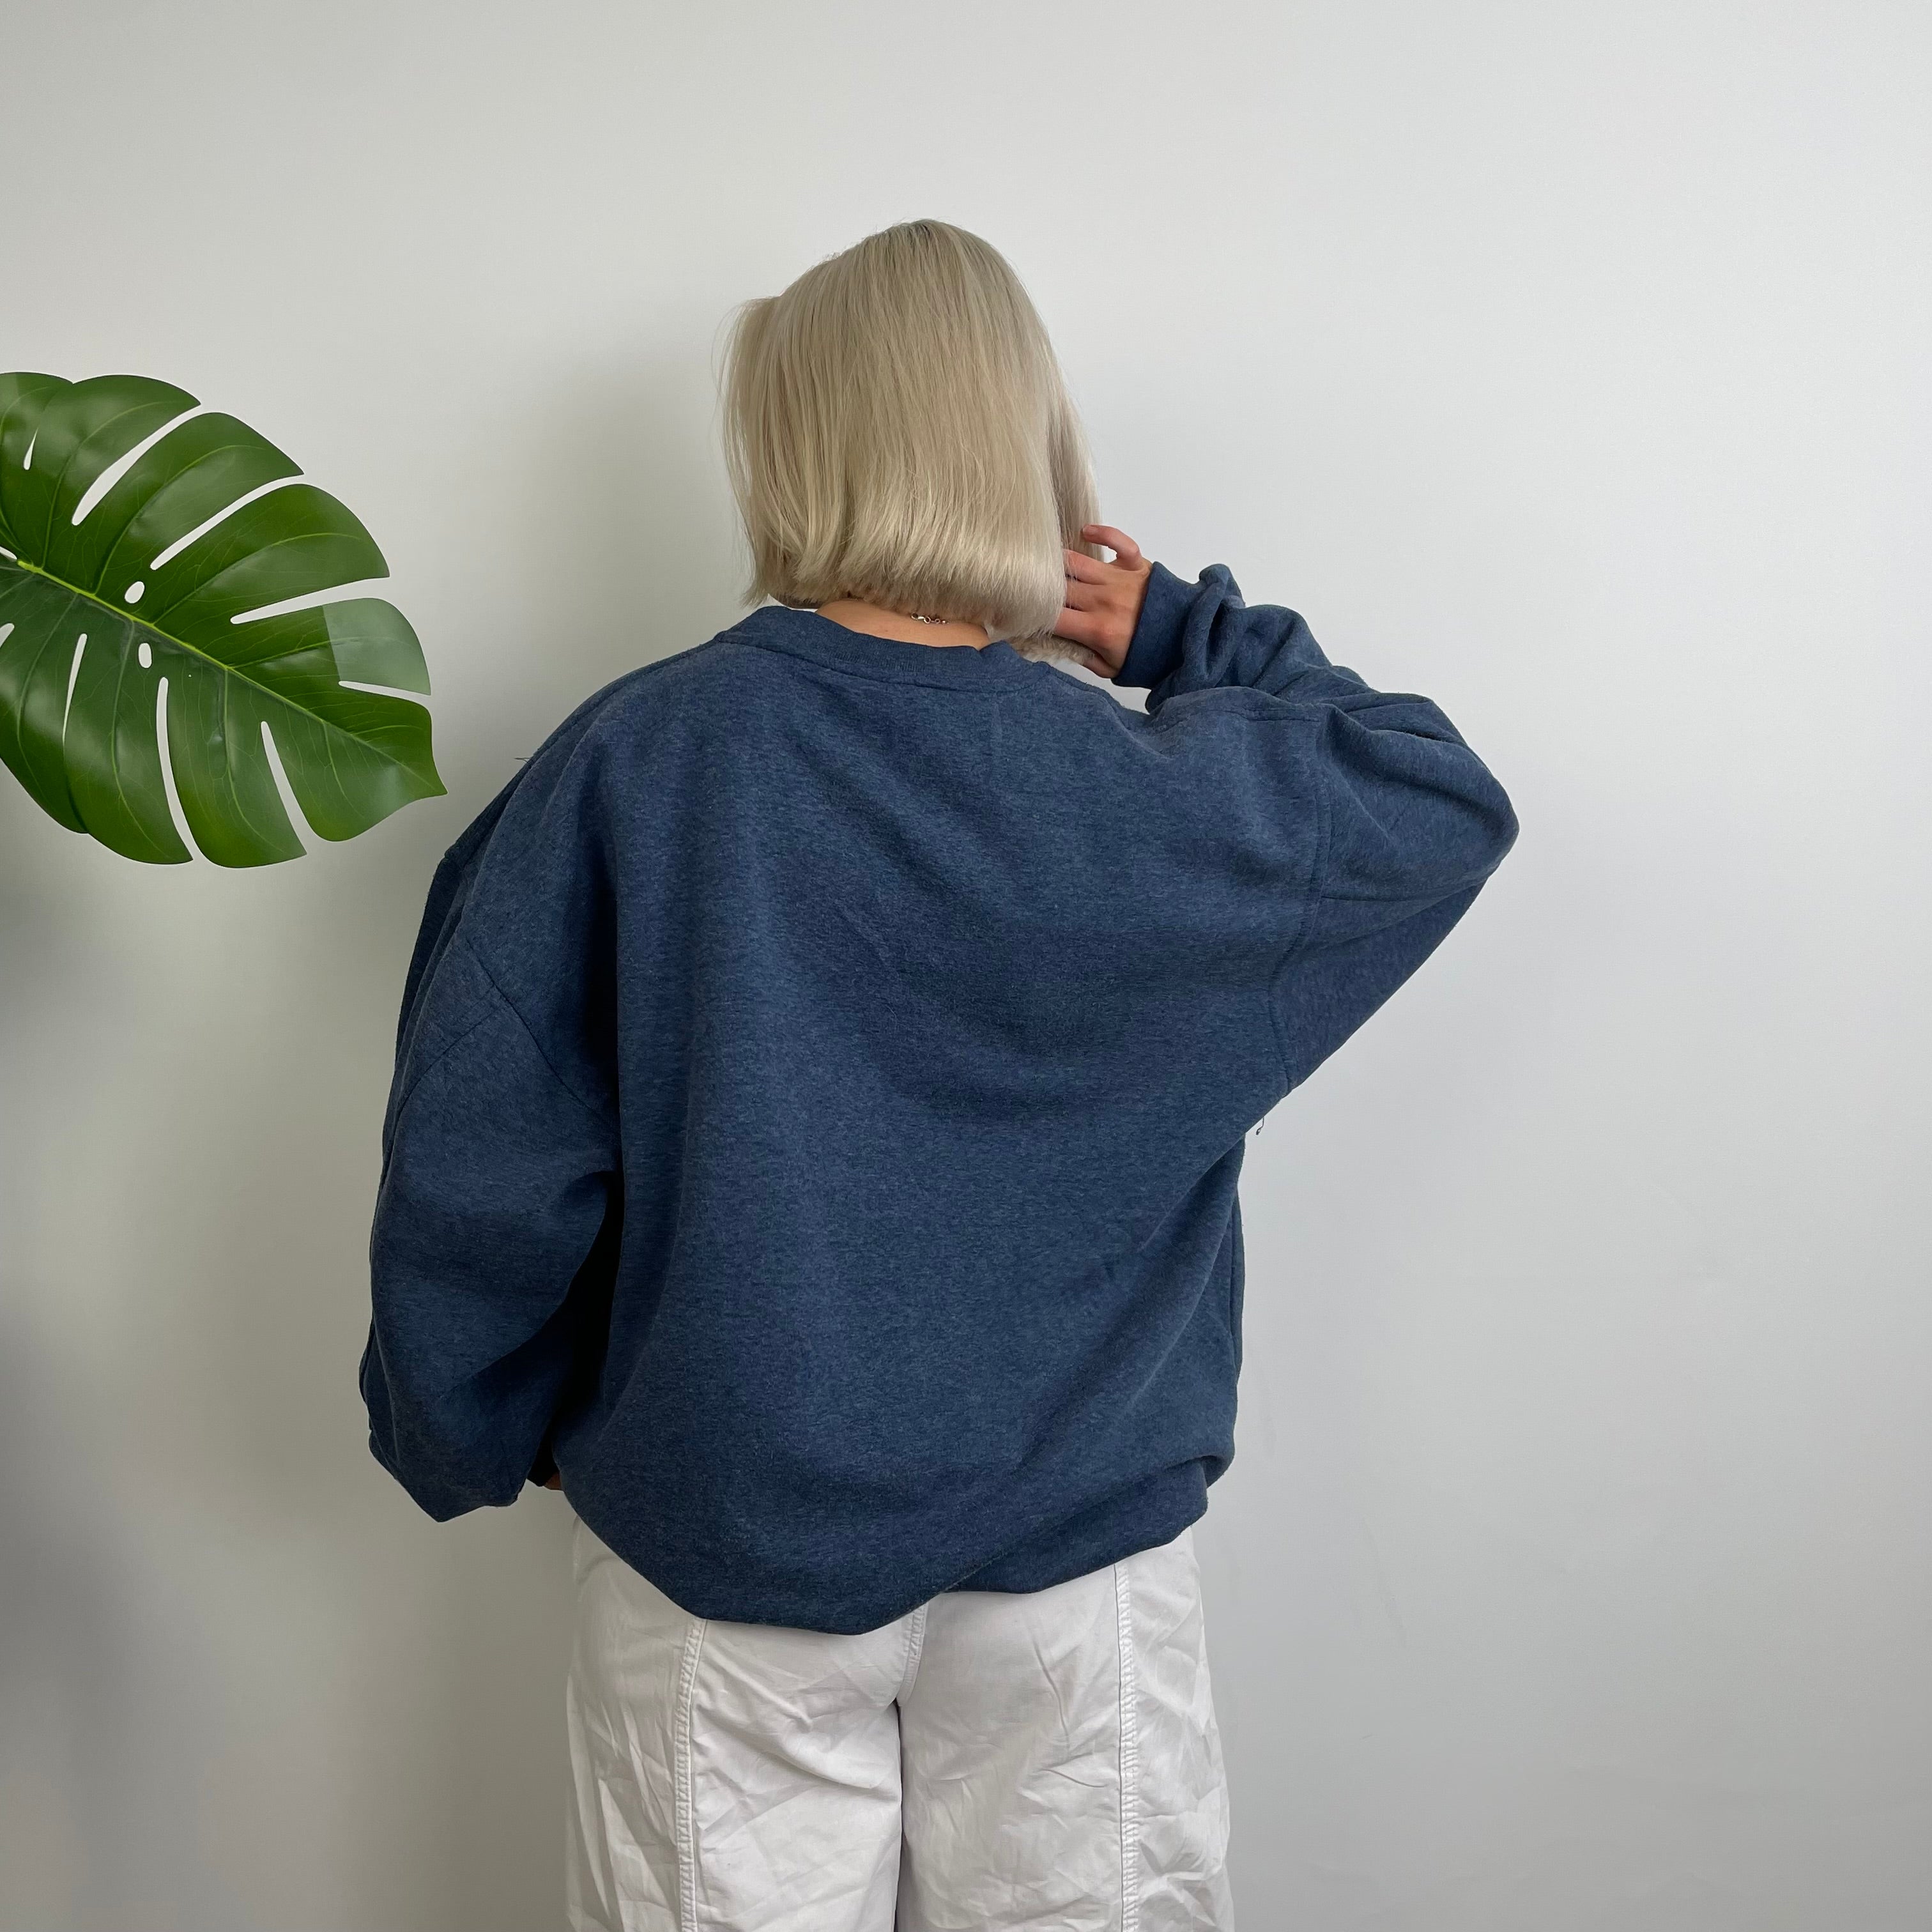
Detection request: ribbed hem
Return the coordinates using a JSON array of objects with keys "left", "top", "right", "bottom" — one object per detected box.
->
[{"left": 947, "top": 1460, "right": 1210, "bottom": 1594}]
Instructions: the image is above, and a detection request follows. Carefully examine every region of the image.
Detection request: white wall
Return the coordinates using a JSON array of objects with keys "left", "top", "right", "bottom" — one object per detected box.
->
[{"left": 2, "top": 3, "right": 1926, "bottom": 1926}]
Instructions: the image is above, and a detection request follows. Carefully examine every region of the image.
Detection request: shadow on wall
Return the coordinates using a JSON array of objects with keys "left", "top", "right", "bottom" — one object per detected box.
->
[{"left": 0, "top": 349, "right": 730, "bottom": 1929}]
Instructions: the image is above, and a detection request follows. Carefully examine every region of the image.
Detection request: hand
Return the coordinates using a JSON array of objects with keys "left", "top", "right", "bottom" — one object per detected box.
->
[
  {"left": 542, "top": 1470, "right": 563, "bottom": 1489},
  {"left": 1055, "top": 524, "right": 1153, "bottom": 678}
]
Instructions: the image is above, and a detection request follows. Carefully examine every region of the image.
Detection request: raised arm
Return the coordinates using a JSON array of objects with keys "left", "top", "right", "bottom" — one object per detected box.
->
[{"left": 1061, "top": 527, "right": 1519, "bottom": 1100}]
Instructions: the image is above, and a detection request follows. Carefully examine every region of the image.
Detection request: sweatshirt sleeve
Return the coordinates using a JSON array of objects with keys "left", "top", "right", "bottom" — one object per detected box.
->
[
  {"left": 1116, "top": 560, "right": 1520, "bottom": 1094},
  {"left": 358, "top": 727, "right": 623, "bottom": 1519}
]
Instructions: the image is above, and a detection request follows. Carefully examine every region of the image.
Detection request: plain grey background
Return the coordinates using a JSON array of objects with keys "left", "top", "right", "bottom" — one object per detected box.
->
[{"left": 2, "top": 2, "right": 1927, "bottom": 1927}]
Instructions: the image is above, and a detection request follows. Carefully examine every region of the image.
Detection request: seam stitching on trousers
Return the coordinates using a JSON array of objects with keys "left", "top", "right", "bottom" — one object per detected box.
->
[
  {"left": 675, "top": 1616, "right": 708, "bottom": 1930},
  {"left": 899, "top": 1602, "right": 930, "bottom": 1700},
  {"left": 1116, "top": 1561, "right": 1141, "bottom": 1932}
]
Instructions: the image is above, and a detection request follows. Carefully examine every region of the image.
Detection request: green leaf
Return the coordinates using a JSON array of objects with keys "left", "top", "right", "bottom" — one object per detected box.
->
[{"left": 0, "top": 371, "right": 445, "bottom": 866}]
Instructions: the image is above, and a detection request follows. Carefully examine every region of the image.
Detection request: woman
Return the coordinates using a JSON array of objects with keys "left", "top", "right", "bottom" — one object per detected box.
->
[{"left": 360, "top": 218, "right": 1517, "bottom": 1930}]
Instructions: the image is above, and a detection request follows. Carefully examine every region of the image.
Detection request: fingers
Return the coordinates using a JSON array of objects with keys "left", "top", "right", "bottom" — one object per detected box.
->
[
  {"left": 1052, "top": 603, "right": 1103, "bottom": 647},
  {"left": 1064, "top": 526, "right": 1145, "bottom": 596},
  {"left": 1059, "top": 525, "right": 1147, "bottom": 657},
  {"left": 1080, "top": 523, "right": 1142, "bottom": 567}
]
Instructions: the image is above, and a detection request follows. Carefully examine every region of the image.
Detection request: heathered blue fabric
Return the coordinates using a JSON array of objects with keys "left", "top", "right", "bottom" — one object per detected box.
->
[{"left": 360, "top": 559, "right": 1517, "bottom": 1634}]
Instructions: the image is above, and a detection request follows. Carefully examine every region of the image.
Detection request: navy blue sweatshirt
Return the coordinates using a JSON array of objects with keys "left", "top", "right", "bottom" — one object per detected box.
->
[{"left": 360, "top": 559, "right": 1517, "bottom": 1634}]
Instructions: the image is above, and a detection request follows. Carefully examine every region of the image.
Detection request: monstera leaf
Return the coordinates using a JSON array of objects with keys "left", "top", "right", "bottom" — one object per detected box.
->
[{"left": 0, "top": 372, "right": 443, "bottom": 866}]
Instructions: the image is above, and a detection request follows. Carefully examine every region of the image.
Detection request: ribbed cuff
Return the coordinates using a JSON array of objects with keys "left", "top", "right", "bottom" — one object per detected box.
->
[{"left": 1110, "top": 560, "right": 1195, "bottom": 691}]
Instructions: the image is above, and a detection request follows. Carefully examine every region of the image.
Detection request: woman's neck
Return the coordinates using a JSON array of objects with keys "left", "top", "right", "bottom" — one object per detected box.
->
[{"left": 814, "top": 597, "right": 992, "bottom": 650}]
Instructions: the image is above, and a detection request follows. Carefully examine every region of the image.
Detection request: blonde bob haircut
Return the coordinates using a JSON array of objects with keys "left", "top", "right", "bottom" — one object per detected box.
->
[{"left": 718, "top": 219, "right": 1100, "bottom": 657}]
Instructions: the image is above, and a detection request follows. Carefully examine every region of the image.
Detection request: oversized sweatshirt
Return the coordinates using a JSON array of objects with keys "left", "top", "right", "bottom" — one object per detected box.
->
[{"left": 360, "top": 558, "right": 1518, "bottom": 1634}]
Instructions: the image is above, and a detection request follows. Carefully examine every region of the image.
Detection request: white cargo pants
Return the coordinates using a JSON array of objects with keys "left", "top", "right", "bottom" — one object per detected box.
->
[{"left": 565, "top": 1514, "right": 1234, "bottom": 1931}]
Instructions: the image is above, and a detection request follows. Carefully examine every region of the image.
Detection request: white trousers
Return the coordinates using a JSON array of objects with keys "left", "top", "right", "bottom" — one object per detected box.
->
[{"left": 565, "top": 1514, "right": 1234, "bottom": 1931}]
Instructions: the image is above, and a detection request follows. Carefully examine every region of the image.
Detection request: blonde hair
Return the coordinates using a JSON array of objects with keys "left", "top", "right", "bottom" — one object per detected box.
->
[{"left": 717, "top": 219, "right": 1100, "bottom": 656}]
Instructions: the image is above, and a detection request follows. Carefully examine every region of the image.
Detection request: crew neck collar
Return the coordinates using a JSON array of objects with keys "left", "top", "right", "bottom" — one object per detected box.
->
[{"left": 727, "top": 602, "right": 1039, "bottom": 690}]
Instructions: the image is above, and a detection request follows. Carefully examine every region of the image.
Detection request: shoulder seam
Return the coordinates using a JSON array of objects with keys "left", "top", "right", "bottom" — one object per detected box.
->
[
  {"left": 386, "top": 997, "right": 502, "bottom": 1156},
  {"left": 456, "top": 931, "right": 618, "bottom": 1130},
  {"left": 1265, "top": 719, "right": 1331, "bottom": 1092}
]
